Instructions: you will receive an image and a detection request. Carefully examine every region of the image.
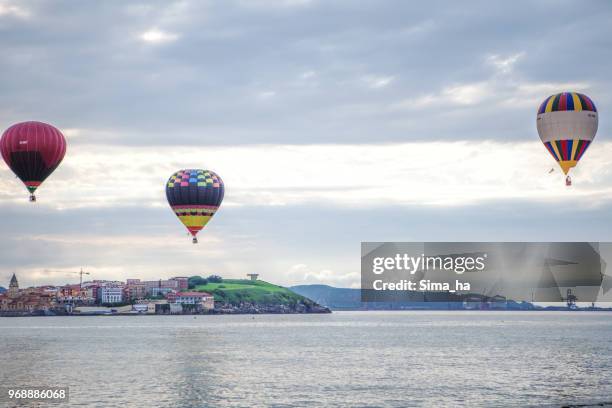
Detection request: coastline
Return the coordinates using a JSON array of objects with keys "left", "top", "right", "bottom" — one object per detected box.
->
[{"left": 4, "top": 308, "right": 612, "bottom": 317}]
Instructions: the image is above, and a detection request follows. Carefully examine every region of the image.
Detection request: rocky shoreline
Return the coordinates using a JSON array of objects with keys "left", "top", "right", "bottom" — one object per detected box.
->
[
  {"left": 0, "top": 301, "right": 331, "bottom": 317},
  {"left": 211, "top": 301, "right": 331, "bottom": 314}
]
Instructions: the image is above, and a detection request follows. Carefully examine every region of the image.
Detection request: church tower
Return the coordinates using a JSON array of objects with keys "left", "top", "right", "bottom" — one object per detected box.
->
[{"left": 8, "top": 273, "right": 19, "bottom": 298}]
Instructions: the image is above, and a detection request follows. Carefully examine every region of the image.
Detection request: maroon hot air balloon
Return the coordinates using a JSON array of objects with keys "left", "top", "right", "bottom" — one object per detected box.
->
[{"left": 1, "top": 121, "right": 67, "bottom": 202}]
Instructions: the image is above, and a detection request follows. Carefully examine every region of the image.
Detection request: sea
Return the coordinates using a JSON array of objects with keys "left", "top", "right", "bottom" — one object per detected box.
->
[{"left": 0, "top": 311, "right": 611, "bottom": 407}]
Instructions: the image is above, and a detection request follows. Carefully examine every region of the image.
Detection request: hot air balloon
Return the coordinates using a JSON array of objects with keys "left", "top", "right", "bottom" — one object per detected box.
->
[
  {"left": 537, "top": 92, "right": 598, "bottom": 186},
  {"left": 166, "top": 169, "right": 224, "bottom": 244},
  {"left": 1, "top": 121, "right": 67, "bottom": 201}
]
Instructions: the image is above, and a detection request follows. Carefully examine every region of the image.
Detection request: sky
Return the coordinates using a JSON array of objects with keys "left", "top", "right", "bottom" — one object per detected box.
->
[{"left": 1, "top": 0, "right": 612, "bottom": 289}]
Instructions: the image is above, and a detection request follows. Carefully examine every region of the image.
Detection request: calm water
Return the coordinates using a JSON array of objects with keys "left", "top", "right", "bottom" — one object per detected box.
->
[{"left": 0, "top": 311, "right": 611, "bottom": 407}]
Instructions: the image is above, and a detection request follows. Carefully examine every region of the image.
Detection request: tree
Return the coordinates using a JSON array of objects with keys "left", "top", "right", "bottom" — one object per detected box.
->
[
  {"left": 188, "top": 276, "right": 209, "bottom": 289},
  {"left": 207, "top": 275, "right": 223, "bottom": 283}
]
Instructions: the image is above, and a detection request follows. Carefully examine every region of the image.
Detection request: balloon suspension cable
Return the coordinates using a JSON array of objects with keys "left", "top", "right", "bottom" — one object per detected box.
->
[
  {"left": 192, "top": 237, "right": 198, "bottom": 244},
  {"left": 29, "top": 194, "right": 36, "bottom": 202}
]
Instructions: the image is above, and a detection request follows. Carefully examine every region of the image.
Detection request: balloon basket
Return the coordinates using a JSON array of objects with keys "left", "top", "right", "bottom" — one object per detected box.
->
[
  {"left": 192, "top": 237, "right": 198, "bottom": 244},
  {"left": 29, "top": 194, "right": 36, "bottom": 202}
]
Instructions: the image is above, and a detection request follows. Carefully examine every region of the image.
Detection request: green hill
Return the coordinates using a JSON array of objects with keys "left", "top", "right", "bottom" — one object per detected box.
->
[{"left": 194, "top": 279, "right": 311, "bottom": 306}]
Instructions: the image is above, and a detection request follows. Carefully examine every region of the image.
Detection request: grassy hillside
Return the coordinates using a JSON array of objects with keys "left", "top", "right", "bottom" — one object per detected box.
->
[{"left": 194, "top": 279, "right": 309, "bottom": 306}]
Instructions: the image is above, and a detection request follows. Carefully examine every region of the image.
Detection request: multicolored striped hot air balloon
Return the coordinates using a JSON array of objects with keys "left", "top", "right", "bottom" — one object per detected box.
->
[
  {"left": 1, "top": 121, "right": 67, "bottom": 202},
  {"left": 166, "top": 169, "right": 224, "bottom": 244},
  {"left": 537, "top": 92, "right": 598, "bottom": 184}
]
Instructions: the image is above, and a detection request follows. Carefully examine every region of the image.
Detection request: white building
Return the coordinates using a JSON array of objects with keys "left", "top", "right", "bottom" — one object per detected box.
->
[
  {"left": 99, "top": 286, "right": 123, "bottom": 304},
  {"left": 173, "top": 292, "right": 215, "bottom": 310}
]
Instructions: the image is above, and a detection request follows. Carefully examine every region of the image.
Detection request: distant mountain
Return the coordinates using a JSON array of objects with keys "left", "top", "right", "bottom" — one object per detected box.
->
[
  {"left": 0, "top": 286, "right": 6, "bottom": 294},
  {"left": 289, "top": 284, "right": 535, "bottom": 311},
  {"left": 290, "top": 285, "right": 363, "bottom": 310},
  {"left": 289, "top": 284, "right": 444, "bottom": 310}
]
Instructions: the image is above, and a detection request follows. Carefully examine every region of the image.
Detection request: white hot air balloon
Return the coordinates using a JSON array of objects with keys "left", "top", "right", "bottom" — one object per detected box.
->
[{"left": 536, "top": 92, "right": 598, "bottom": 185}]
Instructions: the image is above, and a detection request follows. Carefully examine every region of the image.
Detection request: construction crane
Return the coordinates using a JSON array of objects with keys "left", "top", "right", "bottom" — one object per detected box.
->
[{"left": 43, "top": 268, "right": 91, "bottom": 289}]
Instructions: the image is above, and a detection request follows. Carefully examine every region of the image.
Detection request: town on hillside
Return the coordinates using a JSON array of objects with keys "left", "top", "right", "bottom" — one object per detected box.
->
[
  {"left": 0, "top": 273, "right": 215, "bottom": 316},
  {"left": 0, "top": 273, "right": 330, "bottom": 316}
]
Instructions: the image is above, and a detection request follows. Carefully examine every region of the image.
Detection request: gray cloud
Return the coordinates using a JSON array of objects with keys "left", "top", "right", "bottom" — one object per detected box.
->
[{"left": 1, "top": 0, "right": 610, "bottom": 145}]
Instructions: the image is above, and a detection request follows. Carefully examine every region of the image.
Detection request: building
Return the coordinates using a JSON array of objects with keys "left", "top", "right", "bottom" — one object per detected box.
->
[
  {"left": 169, "top": 303, "right": 183, "bottom": 314},
  {"left": 39, "top": 286, "right": 59, "bottom": 296},
  {"left": 83, "top": 285, "right": 99, "bottom": 303},
  {"left": 58, "top": 284, "right": 90, "bottom": 303},
  {"left": 246, "top": 273, "right": 259, "bottom": 281},
  {"left": 171, "top": 277, "right": 189, "bottom": 291},
  {"left": 148, "top": 301, "right": 163, "bottom": 314},
  {"left": 165, "top": 291, "right": 177, "bottom": 303},
  {"left": 0, "top": 274, "right": 56, "bottom": 313},
  {"left": 173, "top": 292, "right": 214, "bottom": 311},
  {"left": 133, "top": 300, "right": 164, "bottom": 314},
  {"left": 8, "top": 273, "right": 19, "bottom": 297},
  {"left": 132, "top": 303, "right": 148, "bottom": 313},
  {"left": 98, "top": 286, "right": 123, "bottom": 304},
  {"left": 125, "top": 281, "right": 146, "bottom": 300},
  {"left": 150, "top": 286, "right": 173, "bottom": 297},
  {"left": 135, "top": 277, "right": 189, "bottom": 297},
  {"left": 1, "top": 292, "right": 55, "bottom": 313}
]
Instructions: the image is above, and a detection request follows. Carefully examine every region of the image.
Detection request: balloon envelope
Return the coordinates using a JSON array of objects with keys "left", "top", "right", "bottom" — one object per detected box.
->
[
  {"left": 536, "top": 92, "right": 598, "bottom": 175},
  {"left": 0, "top": 121, "right": 67, "bottom": 199},
  {"left": 166, "top": 169, "right": 224, "bottom": 240}
]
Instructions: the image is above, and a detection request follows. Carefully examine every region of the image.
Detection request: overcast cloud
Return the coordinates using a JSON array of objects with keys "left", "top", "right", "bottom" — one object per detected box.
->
[{"left": 1, "top": 0, "right": 611, "bottom": 288}]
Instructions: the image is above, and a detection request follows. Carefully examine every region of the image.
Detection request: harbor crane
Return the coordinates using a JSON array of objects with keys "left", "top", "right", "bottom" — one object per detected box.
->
[
  {"left": 562, "top": 288, "right": 578, "bottom": 310},
  {"left": 44, "top": 268, "right": 91, "bottom": 289}
]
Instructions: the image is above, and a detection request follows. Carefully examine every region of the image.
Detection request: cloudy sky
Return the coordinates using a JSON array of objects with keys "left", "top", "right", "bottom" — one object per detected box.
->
[{"left": 1, "top": 0, "right": 612, "bottom": 289}]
